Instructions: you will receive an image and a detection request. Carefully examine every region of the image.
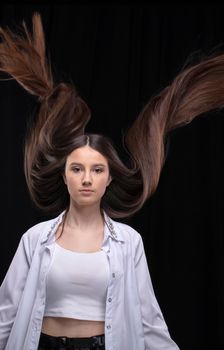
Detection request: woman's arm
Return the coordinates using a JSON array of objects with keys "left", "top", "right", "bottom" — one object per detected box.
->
[
  {"left": 0, "top": 234, "right": 31, "bottom": 349},
  {"left": 134, "top": 235, "right": 180, "bottom": 350}
]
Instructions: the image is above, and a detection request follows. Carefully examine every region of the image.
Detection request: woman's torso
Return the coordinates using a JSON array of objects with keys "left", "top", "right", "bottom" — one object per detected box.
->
[
  {"left": 41, "top": 317, "right": 104, "bottom": 337},
  {"left": 41, "top": 223, "right": 106, "bottom": 337}
]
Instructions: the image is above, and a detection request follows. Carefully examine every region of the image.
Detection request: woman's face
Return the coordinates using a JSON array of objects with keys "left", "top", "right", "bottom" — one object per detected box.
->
[{"left": 63, "top": 145, "right": 112, "bottom": 208}]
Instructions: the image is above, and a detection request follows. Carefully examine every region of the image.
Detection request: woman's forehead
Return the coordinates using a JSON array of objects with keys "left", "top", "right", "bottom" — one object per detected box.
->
[{"left": 66, "top": 145, "right": 108, "bottom": 165}]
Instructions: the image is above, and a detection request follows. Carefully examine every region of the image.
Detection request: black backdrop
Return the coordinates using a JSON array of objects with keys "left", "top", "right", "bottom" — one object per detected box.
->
[{"left": 0, "top": 3, "right": 224, "bottom": 350}]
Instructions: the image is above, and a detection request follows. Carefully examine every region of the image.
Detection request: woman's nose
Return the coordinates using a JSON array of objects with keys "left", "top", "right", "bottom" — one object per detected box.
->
[{"left": 82, "top": 171, "right": 92, "bottom": 185}]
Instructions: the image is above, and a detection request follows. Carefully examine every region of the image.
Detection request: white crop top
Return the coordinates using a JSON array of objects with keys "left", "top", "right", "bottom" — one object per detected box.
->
[{"left": 44, "top": 243, "right": 110, "bottom": 321}]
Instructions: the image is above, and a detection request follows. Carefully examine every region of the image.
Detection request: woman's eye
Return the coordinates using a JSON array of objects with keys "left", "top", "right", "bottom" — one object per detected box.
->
[
  {"left": 94, "top": 168, "right": 103, "bottom": 173},
  {"left": 72, "top": 167, "right": 81, "bottom": 172}
]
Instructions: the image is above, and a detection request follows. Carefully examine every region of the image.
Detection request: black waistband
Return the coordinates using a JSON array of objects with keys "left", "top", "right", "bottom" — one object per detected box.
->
[{"left": 39, "top": 332, "right": 105, "bottom": 348}]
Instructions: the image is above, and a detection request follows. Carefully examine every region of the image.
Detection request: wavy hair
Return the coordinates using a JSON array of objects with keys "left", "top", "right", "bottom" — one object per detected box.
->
[{"left": 1, "top": 13, "right": 224, "bottom": 218}]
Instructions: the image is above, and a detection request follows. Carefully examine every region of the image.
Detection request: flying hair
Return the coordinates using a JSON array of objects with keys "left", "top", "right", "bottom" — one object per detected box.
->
[
  {"left": 0, "top": 13, "right": 91, "bottom": 214},
  {"left": 125, "top": 54, "right": 224, "bottom": 209},
  {"left": 86, "top": 135, "right": 90, "bottom": 146},
  {"left": 0, "top": 13, "right": 53, "bottom": 98},
  {"left": 1, "top": 13, "right": 224, "bottom": 218}
]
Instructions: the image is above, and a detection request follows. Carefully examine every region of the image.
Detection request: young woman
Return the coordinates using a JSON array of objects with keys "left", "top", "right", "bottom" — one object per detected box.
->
[{"left": 1, "top": 13, "right": 224, "bottom": 350}]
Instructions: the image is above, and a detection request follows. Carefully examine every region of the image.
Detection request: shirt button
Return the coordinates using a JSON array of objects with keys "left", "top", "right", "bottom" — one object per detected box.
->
[
  {"left": 107, "top": 325, "right": 111, "bottom": 330},
  {"left": 108, "top": 297, "right": 112, "bottom": 302},
  {"left": 112, "top": 273, "right": 115, "bottom": 278}
]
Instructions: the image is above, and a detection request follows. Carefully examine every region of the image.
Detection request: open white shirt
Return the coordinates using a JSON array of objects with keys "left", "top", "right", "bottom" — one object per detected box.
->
[{"left": 0, "top": 211, "right": 180, "bottom": 350}]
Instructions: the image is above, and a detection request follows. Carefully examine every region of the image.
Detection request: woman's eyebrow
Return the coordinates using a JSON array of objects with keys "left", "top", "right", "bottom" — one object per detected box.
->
[{"left": 69, "top": 162, "right": 106, "bottom": 167}]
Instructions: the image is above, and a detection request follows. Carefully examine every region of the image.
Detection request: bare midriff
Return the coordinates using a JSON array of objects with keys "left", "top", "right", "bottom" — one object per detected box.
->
[{"left": 41, "top": 317, "right": 105, "bottom": 337}]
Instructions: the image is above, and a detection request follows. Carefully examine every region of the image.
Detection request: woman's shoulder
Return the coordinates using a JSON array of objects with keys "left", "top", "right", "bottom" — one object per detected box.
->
[
  {"left": 112, "top": 219, "right": 143, "bottom": 245},
  {"left": 24, "top": 217, "right": 56, "bottom": 234},
  {"left": 22, "top": 212, "right": 64, "bottom": 244}
]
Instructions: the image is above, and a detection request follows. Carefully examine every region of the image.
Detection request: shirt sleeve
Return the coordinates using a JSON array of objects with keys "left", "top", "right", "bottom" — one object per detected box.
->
[
  {"left": 134, "top": 235, "right": 180, "bottom": 350},
  {"left": 0, "top": 234, "right": 30, "bottom": 350}
]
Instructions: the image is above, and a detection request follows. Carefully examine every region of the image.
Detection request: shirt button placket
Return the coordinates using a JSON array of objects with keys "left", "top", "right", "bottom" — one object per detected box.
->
[{"left": 104, "top": 238, "right": 115, "bottom": 343}]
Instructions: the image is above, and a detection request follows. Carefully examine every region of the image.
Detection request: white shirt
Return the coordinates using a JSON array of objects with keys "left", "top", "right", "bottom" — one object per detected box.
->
[{"left": 0, "top": 211, "right": 180, "bottom": 350}]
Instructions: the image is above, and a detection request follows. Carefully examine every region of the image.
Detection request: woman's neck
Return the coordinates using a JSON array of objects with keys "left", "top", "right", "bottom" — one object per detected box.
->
[{"left": 64, "top": 205, "right": 104, "bottom": 232}]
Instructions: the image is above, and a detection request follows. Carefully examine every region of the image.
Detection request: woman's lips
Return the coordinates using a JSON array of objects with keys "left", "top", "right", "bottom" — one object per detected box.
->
[{"left": 79, "top": 189, "right": 94, "bottom": 194}]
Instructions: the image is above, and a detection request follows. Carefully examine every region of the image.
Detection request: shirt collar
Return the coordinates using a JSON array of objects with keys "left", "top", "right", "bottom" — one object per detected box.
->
[
  {"left": 103, "top": 211, "right": 125, "bottom": 243},
  {"left": 41, "top": 210, "right": 66, "bottom": 245},
  {"left": 41, "top": 210, "right": 125, "bottom": 245}
]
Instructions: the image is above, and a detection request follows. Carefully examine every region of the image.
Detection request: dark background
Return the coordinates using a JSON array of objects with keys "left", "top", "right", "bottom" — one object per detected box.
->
[{"left": 0, "top": 3, "right": 224, "bottom": 350}]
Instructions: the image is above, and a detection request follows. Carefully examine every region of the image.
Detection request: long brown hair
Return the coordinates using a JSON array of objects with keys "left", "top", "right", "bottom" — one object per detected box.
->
[{"left": 1, "top": 13, "right": 224, "bottom": 218}]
